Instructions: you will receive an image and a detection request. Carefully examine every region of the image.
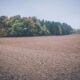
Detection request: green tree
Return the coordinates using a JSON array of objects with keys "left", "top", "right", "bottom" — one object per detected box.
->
[{"left": 0, "top": 15, "right": 73, "bottom": 37}]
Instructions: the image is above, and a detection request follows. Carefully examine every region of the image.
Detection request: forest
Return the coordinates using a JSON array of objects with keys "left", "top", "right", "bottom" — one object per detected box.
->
[{"left": 0, "top": 15, "right": 73, "bottom": 37}]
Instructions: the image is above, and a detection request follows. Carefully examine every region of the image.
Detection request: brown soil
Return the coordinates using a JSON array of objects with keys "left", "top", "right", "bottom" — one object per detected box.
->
[{"left": 0, "top": 35, "right": 80, "bottom": 80}]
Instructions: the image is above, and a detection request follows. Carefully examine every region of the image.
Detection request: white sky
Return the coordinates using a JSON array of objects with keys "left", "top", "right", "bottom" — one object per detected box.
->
[{"left": 0, "top": 0, "right": 80, "bottom": 29}]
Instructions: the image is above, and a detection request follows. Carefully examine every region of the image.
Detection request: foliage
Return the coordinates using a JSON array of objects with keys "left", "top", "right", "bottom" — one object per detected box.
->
[{"left": 0, "top": 15, "right": 73, "bottom": 37}]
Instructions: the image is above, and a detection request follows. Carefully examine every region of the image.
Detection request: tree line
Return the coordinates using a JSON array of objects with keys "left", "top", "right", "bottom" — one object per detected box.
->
[{"left": 0, "top": 15, "right": 73, "bottom": 37}]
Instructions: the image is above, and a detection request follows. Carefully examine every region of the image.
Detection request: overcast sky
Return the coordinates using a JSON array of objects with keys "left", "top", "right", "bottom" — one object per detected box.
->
[{"left": 0, "top": 0, "right": 80, "bottom": 29}]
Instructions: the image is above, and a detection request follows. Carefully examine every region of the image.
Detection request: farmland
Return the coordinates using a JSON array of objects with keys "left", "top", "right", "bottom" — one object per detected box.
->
[{"left": 0, "top": 35, "right": 80, "bottom": 80}]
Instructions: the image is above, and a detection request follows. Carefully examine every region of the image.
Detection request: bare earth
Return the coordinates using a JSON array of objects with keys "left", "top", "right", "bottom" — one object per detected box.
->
[{"left": 0, "top": 35, "right": 80, "bottom": 80}]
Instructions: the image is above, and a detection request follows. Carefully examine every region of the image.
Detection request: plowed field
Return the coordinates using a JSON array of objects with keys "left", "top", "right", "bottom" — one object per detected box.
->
[{"left": 0, "top": 35, "right": 80, "bottom": 80}]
